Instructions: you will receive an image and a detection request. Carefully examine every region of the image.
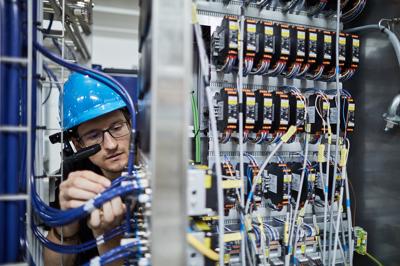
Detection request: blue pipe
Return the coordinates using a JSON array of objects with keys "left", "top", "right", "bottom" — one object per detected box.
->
[
  {"left": 5, "top": 0, "right": 21, "bottom": 261},
  {"left": 0, "top": 0, "right": 6, "bottom": 262}
]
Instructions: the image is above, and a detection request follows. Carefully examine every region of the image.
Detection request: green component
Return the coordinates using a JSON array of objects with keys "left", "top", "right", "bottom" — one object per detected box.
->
[{"left": 354, "top": 226, "right": 368, "bottom": 255}]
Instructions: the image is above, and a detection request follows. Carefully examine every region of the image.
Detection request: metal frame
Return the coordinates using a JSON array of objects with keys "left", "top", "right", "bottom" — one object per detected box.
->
[{"left": 149, "top": 0, "right": 192, "bottom": 265}]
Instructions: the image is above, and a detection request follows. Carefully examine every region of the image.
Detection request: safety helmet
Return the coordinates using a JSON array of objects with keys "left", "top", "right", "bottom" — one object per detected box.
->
[{"left": 61, "top": 72, "right": 126, "bottom": 130}]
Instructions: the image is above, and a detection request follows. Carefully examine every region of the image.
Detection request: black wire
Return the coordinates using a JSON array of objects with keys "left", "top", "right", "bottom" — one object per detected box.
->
[
  {"left": 42, "top": 64, "right": 53, "bottom": 105},
  {"left": 280, "top": 0, "right": 301, "bottom": 12},
  {"left": 44, "top": 13, "right": 54, "bottom": 35}
]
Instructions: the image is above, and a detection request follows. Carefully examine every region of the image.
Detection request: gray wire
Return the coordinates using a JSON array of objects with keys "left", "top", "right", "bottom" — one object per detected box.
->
[
  {"left": 238, "top": 12, "right": 247, "bottom": 265},
  {"left": 328, "top": 0, "right": 342, "bottom": 263}
]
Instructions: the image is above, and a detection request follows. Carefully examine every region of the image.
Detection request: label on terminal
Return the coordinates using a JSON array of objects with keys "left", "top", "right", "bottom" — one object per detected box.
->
[
  {"left": 316, "top": 173, "right": 325, "bottom": 190},
  {"left": 307, "top": 106, "right": 316, "bottom": 124},
  {"left": 292, "top": 173, "right": 301, "bottom": 192},
  {"left": 269, "top": 174, "right": 278, "bottom": 194},
  {"left": 329, "top": 107, "right": 338, "bottom": 124}
]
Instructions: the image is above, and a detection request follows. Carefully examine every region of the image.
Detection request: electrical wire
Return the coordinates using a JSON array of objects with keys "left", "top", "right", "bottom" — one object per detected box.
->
[
  {"left": 191, "top": 91, "right": 201, "bottom": 163},
  {"left": 31, "top": 175, "right": 142, "bottom": 226},
  {"left": 305, "top": 0, "right": 327, "bottom": 17},
  {"left": 245, "top": 126, "right": 297, "bottom": 214},
  {"left": 187, "top": 234, "right": 219, "bottom": 261},
  {"left": 237, "top": 13, "right": 247, "bottom": 264},
  {"left": 285, "top": 132, "right": 310, "bottom": 266},
  {"left": 42, "top": 63, "right": 61, "bottom": 105},
  {"left": 32, "top": 219, "right": 134, "bottom": 254},
  {"left": 280, "top": 0, "right": 301, "bottom": 12},
  {"left": 365, "top": 252, "right": 384, "bottom": 266},
  {"left": 341, "top": 0, "right": 367, "bottom": 23},
  {"left": 328, "top": 2, "right": 343, "bottom": 259},
  {"left": 83, "top": 240, "right": 141, "bottom": 266},
  {"left": 256, "top": 0, "right": 273, "bottom": 9}
]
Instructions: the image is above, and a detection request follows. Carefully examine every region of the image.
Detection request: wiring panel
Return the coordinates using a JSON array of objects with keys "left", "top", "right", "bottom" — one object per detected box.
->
[{"left": 188, "top": 1, "right": 366, "bottom": 265}]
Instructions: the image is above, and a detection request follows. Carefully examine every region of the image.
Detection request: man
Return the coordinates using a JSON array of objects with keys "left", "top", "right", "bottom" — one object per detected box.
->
[{"left": 44, "top": 72, "right": 133, "bottom": 266}]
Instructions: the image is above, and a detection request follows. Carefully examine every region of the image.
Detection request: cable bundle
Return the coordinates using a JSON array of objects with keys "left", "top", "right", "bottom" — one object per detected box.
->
[
  {"left": 304, "top": 0, "right": 328, "bottom": 16},
  {"left": 31, "top": 176, "right": 143, "bottom": 227},
  {"left": 342, "top": 0, "right": 367, "bottom": 23}
]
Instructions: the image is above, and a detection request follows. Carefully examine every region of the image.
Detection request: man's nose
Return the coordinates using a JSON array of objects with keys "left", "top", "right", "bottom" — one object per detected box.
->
[{"left": 102, "top": 131, "right": 118, "bottom": 150}]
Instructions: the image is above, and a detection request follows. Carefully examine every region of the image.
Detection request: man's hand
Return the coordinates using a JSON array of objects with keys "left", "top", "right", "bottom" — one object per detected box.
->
[
  {"left": 87, "top": 196, "right": 126, "bottom": 237},
  {"left": 58, "top": 170, "right": 111, "bottom": 236},
  {"left": 59, "top": 170, "right": 111, "bottom": 210}
]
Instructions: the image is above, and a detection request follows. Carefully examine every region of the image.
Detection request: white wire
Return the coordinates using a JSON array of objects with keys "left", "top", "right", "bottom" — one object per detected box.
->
[
  {"left": 329, "top": 0, "right": 343, "bottom": 263},
  {"left": 285, "top": 132, "right": 310, "bottom": 266},
  {"left": 205, "top": 86, "right": 225, "bottom": 266},
  {"left": 297, "top": 64, "right": 310, "bottom": 77},
  {"left": 238, "top": 14, "right": 246, "bottom": 266}
]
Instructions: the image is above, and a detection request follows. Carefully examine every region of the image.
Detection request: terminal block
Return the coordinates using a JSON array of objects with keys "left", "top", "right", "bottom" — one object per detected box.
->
[
  {"left": 211, "top": 16, "right": 239, "bottom": 73},
  {"left": 272, "top": 91, "right": 290, "bottom": 133},
  {"left": 253, "top": 89, "right": 274, "bottom": 134},
  {"left": 289, "top": 92, "right": 306, "bottom": 132},
  {"left": 215, "top": 88, "right": 239, "bottom": 133},
  {"left": 287, "top": 162, "right": 309, "bottom": 206},
  {"left": 208, "top": 163, "right": 241, "bottom": 216},
  {"left": 307, "top": 93, "right": 330, "bottom": 135},
  {"left": 329, "top": 95, "right": 356, "bottom": 134},
  {"left": 264, "top": 163, "right": 292, "bottom": 209},
  {"left": 354, "top": 226, "right": 368, "bottom": 255},
  {"left": 253, "top": 21, "right": 275, "bottom": 75},
  {"left": 242, "top": 89, "right": 256, "bottom": 132}
]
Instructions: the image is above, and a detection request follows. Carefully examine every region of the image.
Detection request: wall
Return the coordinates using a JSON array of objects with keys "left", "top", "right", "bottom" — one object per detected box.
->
[
  {"left": 347, "top": 1, "right": 400, "bottom": 265},
  {"left": 92, "top": 0, "right": 139, "bottom": 69}
]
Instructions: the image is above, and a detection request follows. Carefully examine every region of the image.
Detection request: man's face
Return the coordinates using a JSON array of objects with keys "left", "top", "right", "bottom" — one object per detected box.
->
[{"left": 75, "top": 110, "right": 130, "bottom": 179}]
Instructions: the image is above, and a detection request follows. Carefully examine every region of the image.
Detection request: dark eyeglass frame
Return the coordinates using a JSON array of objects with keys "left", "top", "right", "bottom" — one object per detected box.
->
[{"left": 77, "top": 121, "right": 130, "bottom": 146}]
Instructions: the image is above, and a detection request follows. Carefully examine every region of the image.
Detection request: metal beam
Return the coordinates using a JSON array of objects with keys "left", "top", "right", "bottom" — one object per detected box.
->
[
  {"left": 93, "top": 5, "right": 140, "bottom": 17},
  {"left": 150, "top": 0, "right": 192, "bottom": 265}
]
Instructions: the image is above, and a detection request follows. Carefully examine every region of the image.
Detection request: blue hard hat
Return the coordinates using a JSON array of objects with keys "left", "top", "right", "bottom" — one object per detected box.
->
[{"left": 61, "top": 72, "right": 126, "bottom": 130}]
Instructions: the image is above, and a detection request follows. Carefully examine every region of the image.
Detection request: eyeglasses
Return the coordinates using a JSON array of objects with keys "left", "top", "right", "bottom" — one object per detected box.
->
[{"left": 78, "top": 121, "right": 130, "bottom": 146}]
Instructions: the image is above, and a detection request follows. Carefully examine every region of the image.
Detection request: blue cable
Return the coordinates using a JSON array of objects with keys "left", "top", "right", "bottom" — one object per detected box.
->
[
  {"left": 32, "top": 219, "right": 135, "bottom": 254},
  {"left": 31, "top": 176, "right": 142, "bottom": 226},
  {"left": 247, "top": 167, "right": 252, "bottom": 187},
  {"left": 5, "top": 0, "right": 21, "bottom": 261},
  {"left": 102, "top": 250, "right": 134, "bottom": 265},
  {"left": 83, "top": 241, "right": 140, "bottom": 266},
  {"left": 0, "top": 0, "right": 5, "bottom": 261}
]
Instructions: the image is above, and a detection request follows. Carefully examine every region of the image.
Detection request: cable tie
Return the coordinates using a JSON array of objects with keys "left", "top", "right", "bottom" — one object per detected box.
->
[
  {"left": 96, "top": 235, "right": 105, "bottom": 246},
  {"left": 83, "top": 199, "right": 95, "bottom": 212},
  {"left": 121, "top": 180, "right": 136, "bottom": 187},
  {"left": 89, "top": 256, "right": 100, "bottom": 266},
  {"left": 346, "top": 199, "right": 351, "bottom": 208},
  {"left": 121, "top": 238, "right": 139, "bottom": 246}
]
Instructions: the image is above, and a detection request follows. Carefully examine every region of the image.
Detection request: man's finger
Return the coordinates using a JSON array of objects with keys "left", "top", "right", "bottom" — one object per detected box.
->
[
  {"left": 65, "top": 199, "right": 87, "bottom": 209},
  {"left": 75, "top": 170, "right": 111, "bottom": 188},
  {"left": 102, "top": 201, "right": 114, "bottom": 224},
  {"left": 70, "top": 177, "right": 107, "bottom": 194},
  {"left": 110, "top": 197, "right": 124, "bottom": 217},
  {"left": 88, "top": 209, "right": 101, "bottom": 229},
  {"left": 64, "top": 187, "right": 97, "bottom": 201}
]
